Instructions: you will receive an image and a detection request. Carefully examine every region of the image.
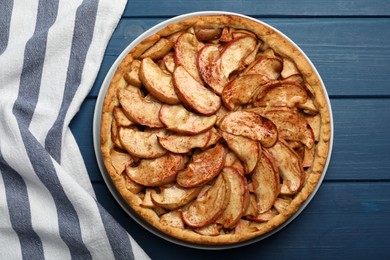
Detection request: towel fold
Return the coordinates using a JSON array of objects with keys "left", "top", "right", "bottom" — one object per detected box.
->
[{"left": 0, "top": 0, "right": 149, "bottom": 259}]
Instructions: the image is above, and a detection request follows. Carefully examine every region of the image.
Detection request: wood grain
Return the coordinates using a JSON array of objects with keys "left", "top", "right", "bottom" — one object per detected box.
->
[{"left": 123, "top": 0, "right": 390, "bottom": 17}]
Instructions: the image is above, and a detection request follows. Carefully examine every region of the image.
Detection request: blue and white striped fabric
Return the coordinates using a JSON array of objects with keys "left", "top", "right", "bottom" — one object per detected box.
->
[{"left": 0, "top": 0, "right": 149, "bottom": 259}]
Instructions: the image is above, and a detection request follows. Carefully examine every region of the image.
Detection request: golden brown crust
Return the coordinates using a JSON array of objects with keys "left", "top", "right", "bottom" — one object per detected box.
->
[{"left": 100, "top": 14, "right": 331, "bottom": 246}]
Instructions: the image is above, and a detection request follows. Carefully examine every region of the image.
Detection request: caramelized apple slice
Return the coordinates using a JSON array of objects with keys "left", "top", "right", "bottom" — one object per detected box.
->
[
  {"left": 251, "top": 150, "right": 280, "bottom": 214},
  {"left": 221, "top": 132, "right": 260, "bottom": 174},
  {"left": 159, "top": 104, "right": 216, "bottom": 135},
  {"left": 253, "top": 81, "right": 308, "bottom": 108},
  {"left": 157, "top": 130, "right": 211, "bottom": 154},
  {"left": 194, "top": 27, "right": 222, "bottom": 42},
  {"left": 174, "top": 32, "right": 204, "bottom": 83},
  {"left": 139, "top": 57, "right": 180, "bottom": 104},
  {"left": 204, "top": 127, "right": 222, "bottom": 148},
  {"left": 305, "top": 114, "right": 321, "bottom": 141},
  {"left": 119, "top": 127, "right": 167, "bottom": 159},
  {"left": 197, "top": 44, "right": 227, "bottom": 94},
  {"left": 222, "top": 74, "right": 269, "bottom": 110},
  {"left": 194, "top": 223, "right": 222, "bottom": 236},
  {"left": 160, "top": 210, "right": 185, "bottom": 229},
  {"left": 126, "top": 153, "right": 185, "bottom": 186},
  {"left": 216, "top": 167, "right": 250, "bottom": 229},
  {"left": 273, "top": 197, "right": 292, "bottom": 214},
  {"left": 182, "top": 174, "right": 229, "bottom": 227},
  {"left": 173, "top": 65, "right": 221, "bottom": 115},
  {"left": 151, "top": 183, "right": 202, "bottom": 210},
  {"left": 140, "top": 188, "right": 157, "bottom": 208},
  {"left": 163, "top": 52, "right": 175, "bottom": 73},
  {"left": 113, "top": 107, "right": 134, "bottom": 127},
  {"left": 124, "top": 174, "right": 143, "bottom": 194},
  {"left": 267, "top": 139, "right": 305, "bottom": 195},
  {"left": 219, "top": 26, "right": 232, "bottom": 42},
  {"left": 118, "top": 88, "right": 164, "bottom": 128},
  {"left": 256, "top": 107, "right": 315, "bottom": 149},
  {"left": 111, "top": 119, "right": 123, "bottom": 149},
  {"left": 109, "top": 149, "right": 136, "bottom": 175},
  {"left": 140, "top": 38, "right": 174, "bottom": 60},
  {"left": 220, "top": 36, "right": 257, "bottom": 78},
  {"left": 224, "top": 151, "right": 245, "bottom": 176},
  {"left": 177, "top": 144, "right": 226, "bottom": 188},
  {"left": 219, "top": 111, "right": 278, "bottom": 148},
  {"left": 281, "top": 57, "right": 300, "bottom": 78},
  {"left": 124, "top": 60, "right": 142, "bottom": 88},
  {"left": 244, "top": 55, "right": 282, "bottom": 80}
]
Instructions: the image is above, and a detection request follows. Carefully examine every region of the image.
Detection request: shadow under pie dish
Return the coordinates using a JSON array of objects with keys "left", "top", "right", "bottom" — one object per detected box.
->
[{"left": 96, "top": 11, "right": 333, "bottom": 247}]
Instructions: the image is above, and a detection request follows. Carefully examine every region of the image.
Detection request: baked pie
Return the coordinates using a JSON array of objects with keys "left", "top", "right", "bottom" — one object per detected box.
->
[{"left": 100, "top": 14, "right": 332, "bottom": 245}]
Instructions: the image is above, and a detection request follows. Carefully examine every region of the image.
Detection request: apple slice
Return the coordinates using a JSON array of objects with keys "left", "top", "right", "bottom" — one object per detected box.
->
[
  {"left": 219, "top": 26, "right": 231, "bottom": 42},
  {"left": 251, "top": 150, "right": 280, "bottom": 214},
  {"left": 139, "top": 57, "right": 180, "bottom": 104},
  {"left": 243, "top": 41, "right": 262, "bottom": 67},
  {"left": 118, "top": 87, "right": 164, "bottom": 128},
  {"left": 126, "top": 153, "right": 185, "bottom": 186},
  {"left": 181, "top": 174, "right": 229, "bottom": 228},
  {"left": 159, "top": 104, "right": 216, "bottom": 135},
  {"left": 109, "top": 149, "right": 136, "bottom": 175},
  {"left": 221, "top": 132, "right": 260, "bottom": 174},
  {"left": 158, "top": 127, "right": 220, "bottom": 154},
  {"left": 253, "top": 81, "right": 308, "bottom": 108},
  {"left": 220, "top": 36, "right": 257, "bottom": 78},
  {"left": 216, "top": 167, "right": 250, "bottom": 229},
  {"left": 244, "top": 55, "right": 282, "bottom": 80},
  {"left": 204, "top": 127, "right": 221, "bottom": 148},
  {"left": 119, "top": 127, "right": 167, "bottom": 159},
  {"left": 159, "top": 210, "right": 185, "bottom": 229},
  {"left": 194, "top": 223, "right": 222, "bottom": 236},
  {"left": 197, "top": 44, "right": 227, "bottom": 95},
  {"left": 173, "top": 65, "right": 221, "bottom": 115},
  {"left": 267, "top": 139, "right": 305, "bottom": 195},
  {"left": 124, "top": 60, "right": 142, "bottom": 88},
  {"left": 222, "top": 74, "right": 269, "bottom": 110},
  {"left": 176, "top": 144, "right": 226, "bottom": 188},
  {"left": 256, "top": 107, "right": 315, "bottom": 149},
  {"left": 174, "top": 32, "right": 204, "bottom": 83},
  {"left": 224, "top": 151, "right": 245, "bottom": 176},
  {"left": 140, "top": 188, "right": 157, "bottom": 208},
  {"left": 124, "top": 174, "right": 143, "bottom": 194},
  {"left": 157, "top": 130, "right": 211, "bottom": 154},
  {"left": 273, "top": 197, "right": 292, "bottom": 214},
  {"left": 194, "top": 27, "right": 222, "bottom": 42},
  {"left": 140, "top": 38, "right": 174, "bottom": 60},
  {"left": 219, "top": 111, "right": 278, "bottom": 148},
  {"left": 305, "top": 114, "right": 321, "bottom": 141},
  {"left": 281, "top": 57, "right": 300, "bottom": 79},
  {"left": 163, "top": 52, "right": 175, "bottom": 73},
  {"left": 113, "top": 107, "right": 134, "bottom": 127},
  {"left": 151, "top": 183, "right": 202, "bottom": 210},
  {"left": 111, "top": 119, "right": 123, "bottom": 149}
]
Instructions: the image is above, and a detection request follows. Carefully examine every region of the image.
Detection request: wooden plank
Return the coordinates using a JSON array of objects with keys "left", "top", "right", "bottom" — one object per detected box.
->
[
  {"left": 123, "top": 0, "right": 390, "bottom": 17},
  {"left": 329, "top": 98, "right": 390, "bottom": 180},
  {"left": 90, "top": 18, "right": 390, "bottom": 97},
  {"left": 70, "top": 98, "right": 390, "bottom": 182},
  {"left": 93, "top": 182, "right": 390, "bottom": 259}
]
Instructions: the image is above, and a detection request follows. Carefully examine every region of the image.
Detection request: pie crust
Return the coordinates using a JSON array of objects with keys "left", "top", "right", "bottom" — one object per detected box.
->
[{"left": 100, "top": 14, "right": 331, "bottom": 245}]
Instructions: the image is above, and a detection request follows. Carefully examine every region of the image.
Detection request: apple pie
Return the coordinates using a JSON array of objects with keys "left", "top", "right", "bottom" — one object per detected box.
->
[{"left": 100, "top": 14, "right": 331, "bottom": 245}]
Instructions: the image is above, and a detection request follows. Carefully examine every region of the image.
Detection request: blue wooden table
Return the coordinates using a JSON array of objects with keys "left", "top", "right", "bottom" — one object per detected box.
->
[{"left": 70, "top": 1, "right": 390, "bottom": 259}]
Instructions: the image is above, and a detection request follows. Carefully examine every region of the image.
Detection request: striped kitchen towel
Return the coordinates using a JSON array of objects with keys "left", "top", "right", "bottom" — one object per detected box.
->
[{"left": 0, "top": 0, "right": 149, "bottom": 259}]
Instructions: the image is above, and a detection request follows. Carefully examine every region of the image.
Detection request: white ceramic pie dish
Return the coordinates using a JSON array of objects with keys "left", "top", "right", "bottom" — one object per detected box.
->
[{"left": 93, "top": 11, "right": 334, "bottom": 249}]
